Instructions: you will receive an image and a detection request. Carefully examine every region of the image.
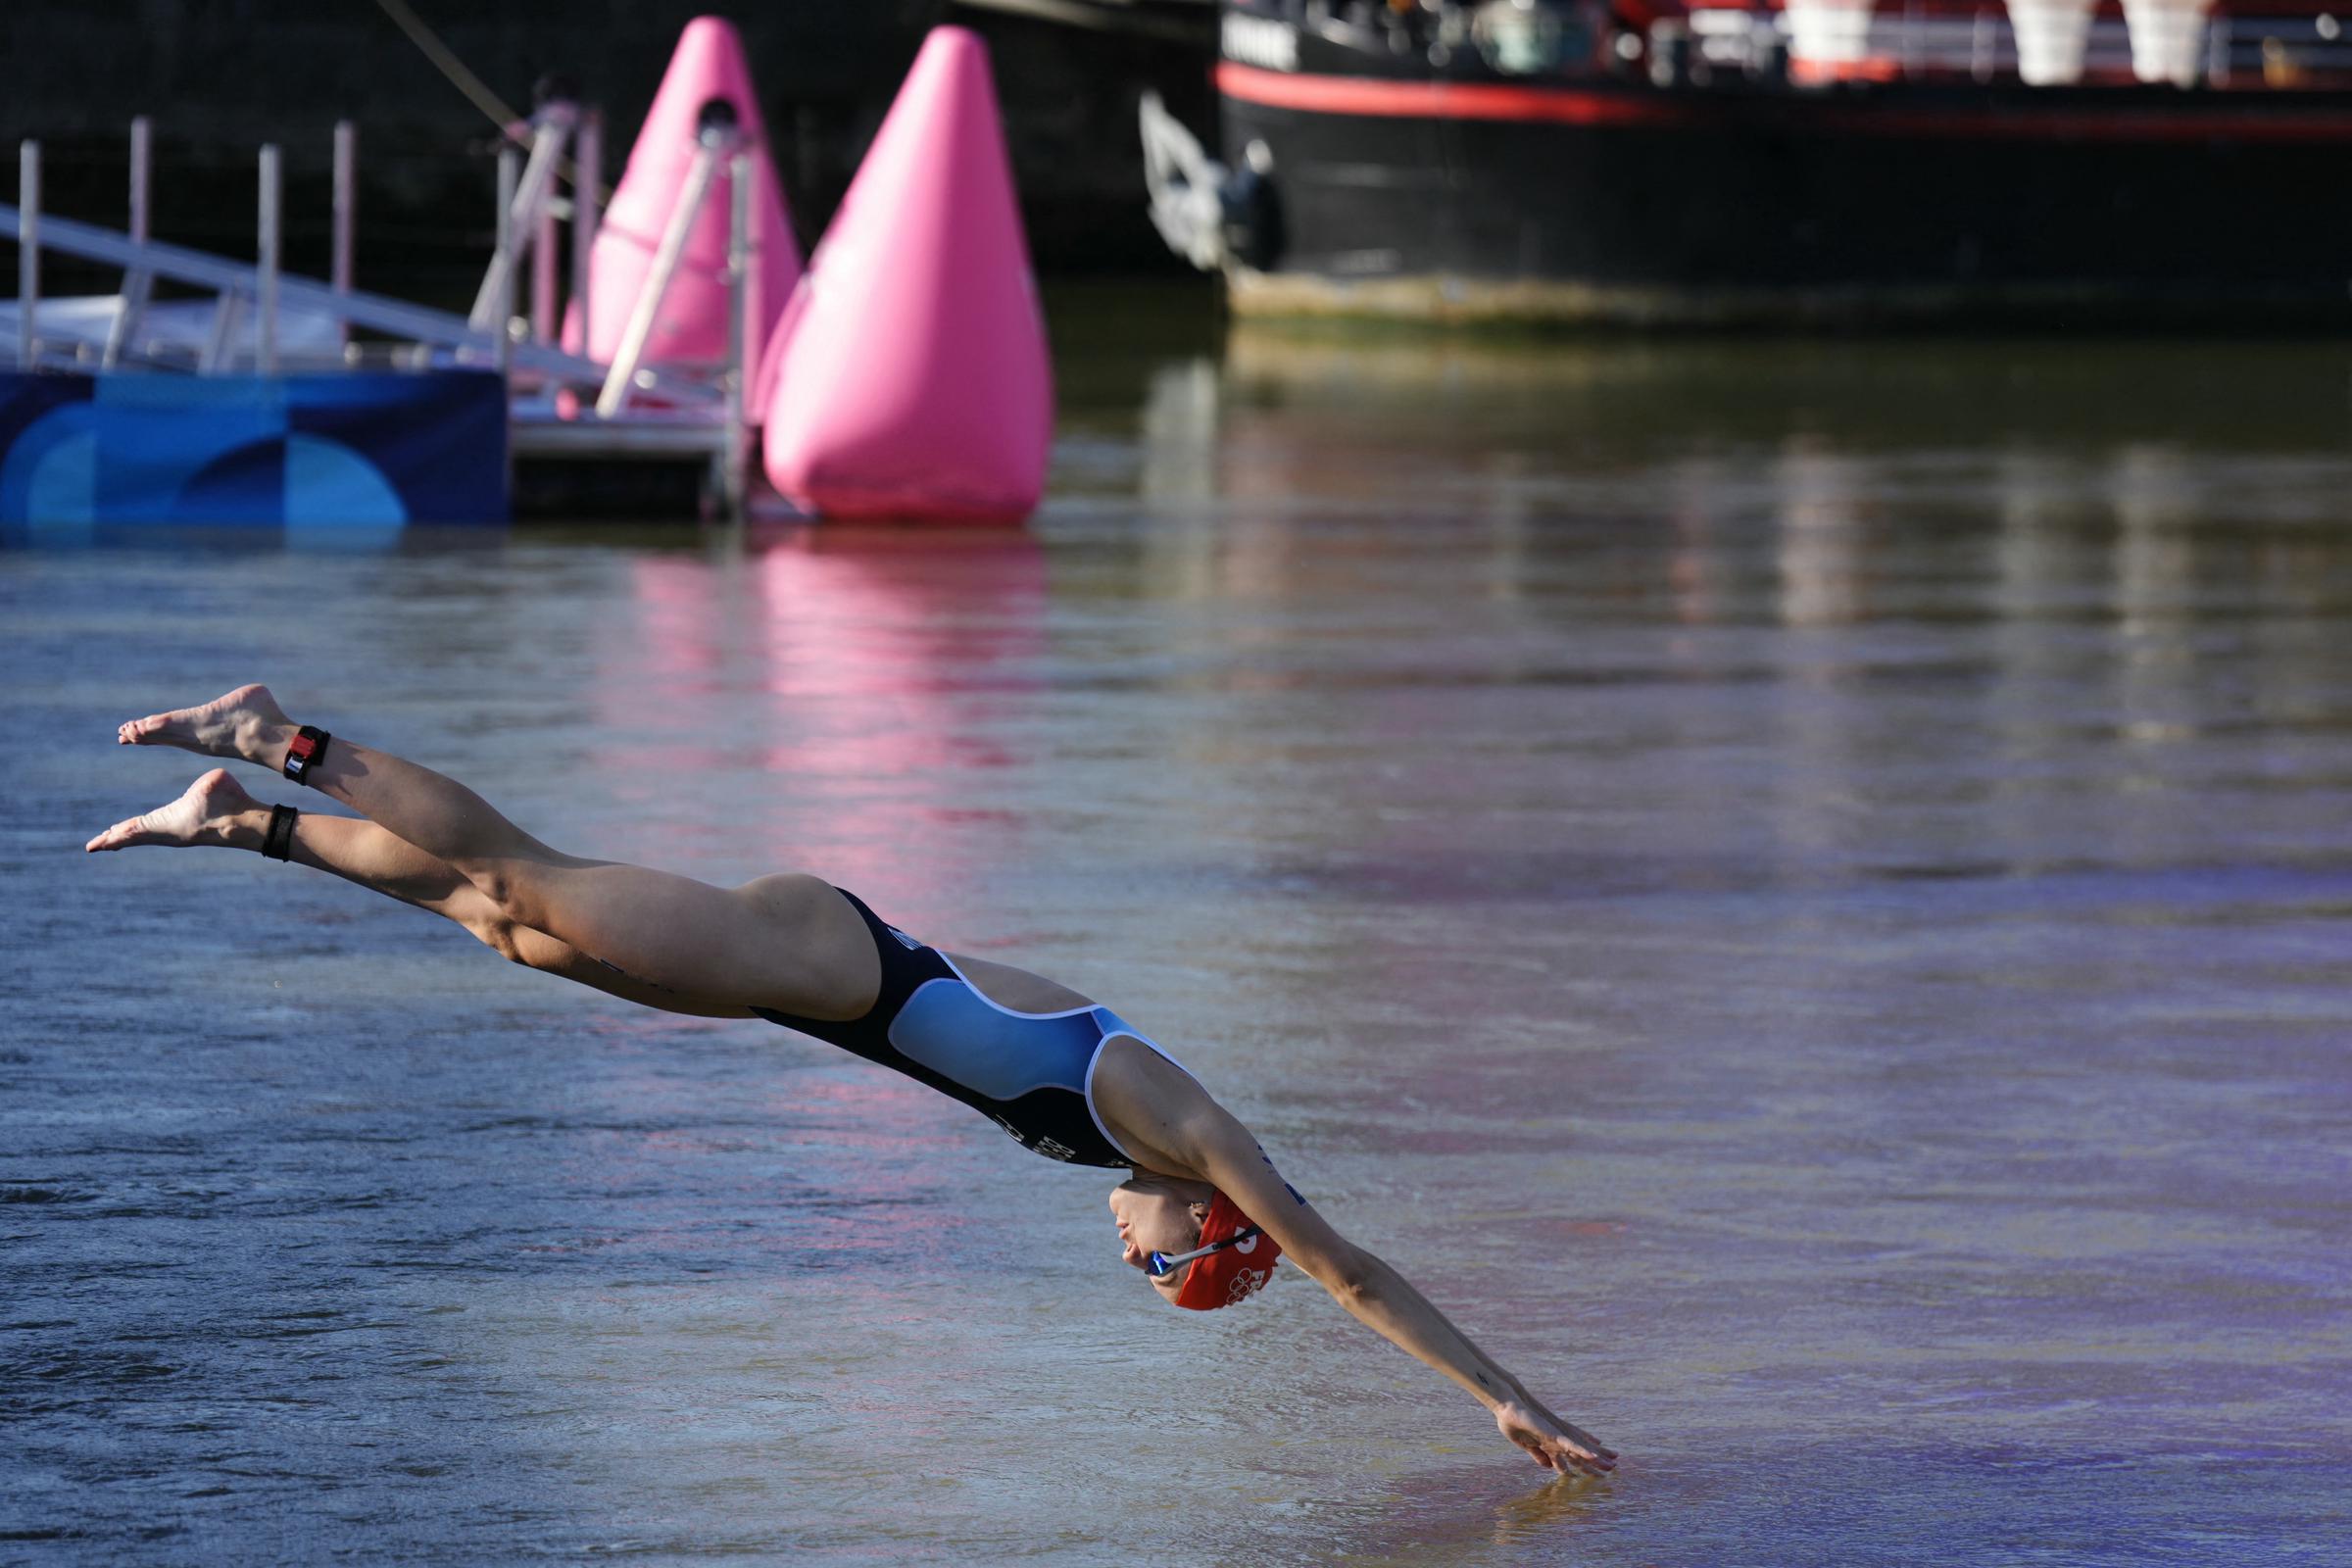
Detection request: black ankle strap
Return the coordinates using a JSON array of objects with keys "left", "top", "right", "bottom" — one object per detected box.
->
[
  {"left": 262, "top": 804, "right": 299, "bottom": 861},
  {"left": 282, "top": 725, "right": 331, "bottom": 786}
]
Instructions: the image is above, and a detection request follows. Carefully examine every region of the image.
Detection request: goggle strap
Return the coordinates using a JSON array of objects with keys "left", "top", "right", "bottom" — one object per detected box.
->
[{"left": 1147, "top": 1224, "right": 1265, "bottom": 1277}]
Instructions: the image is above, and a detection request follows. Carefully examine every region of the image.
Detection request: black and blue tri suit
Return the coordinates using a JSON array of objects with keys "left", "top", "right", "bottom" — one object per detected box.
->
[{"left": 754, "top": 889, "right": 1193, "bottom": 1167}]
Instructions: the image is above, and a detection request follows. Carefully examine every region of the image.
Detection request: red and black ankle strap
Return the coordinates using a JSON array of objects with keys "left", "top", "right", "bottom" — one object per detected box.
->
[
  {"left": 282, "top": 725, "right": 331, "bottom": 785},
  {"left": 261, "top": 804, "right": 300, "bottom": 862}
]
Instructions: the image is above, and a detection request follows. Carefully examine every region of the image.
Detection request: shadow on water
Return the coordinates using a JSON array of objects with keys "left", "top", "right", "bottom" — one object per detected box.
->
[
  {"left": 1079, "top": 318, "right": 2352, "bottom": 536},
  {"left": 1084, "top": 318, "right": 2352, "bottom": 647},
  {"left": 1205, "top": 327, "right": 2352, "bottom": 455},
  {"left": 1304, "top": 1438, "right": 2352, "bottom": 1568},
  {"left": 0, "top": 520, "right": 513, "bottom": 556},
  {"left": 1310, "top": 1465, "right": 1613, "bottom": 1567}
]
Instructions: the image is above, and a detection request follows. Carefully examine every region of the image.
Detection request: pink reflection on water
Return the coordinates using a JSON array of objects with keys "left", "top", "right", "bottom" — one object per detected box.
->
[
  {"left": 576, "top": 531, "right": 1049, "bottom": 1267},
  {"left": 742, "top": 523, "right": 1047, "bottom": 691},
  {"left": 599, "top": 524, "right": 1047, "bottom": 910},
  {"left": 745, "top": 525, "right": 1046, "bottom": 902}
]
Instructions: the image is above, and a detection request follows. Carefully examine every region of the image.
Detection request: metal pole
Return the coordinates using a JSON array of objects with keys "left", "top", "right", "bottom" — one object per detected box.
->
[
  {"left": 721, "top": 149, "right": 755, "bottom": 520},
  {"left": 200, "top": 292, "right": 242, "bottom": 374},
  {"left": 492, "top": 143, "right": 517, "bottom": 372},
  {"left": 129, "top": 118, "right": 150, "bottom": 245},
  {"left": 104, "top": 120, "right": 152, "bottom": 367},
  {"left": 596, "top": 137, "right": 725, "bottom": 417},
  {"left": 532, "top": 171, "right": 557, "bottom": 344},
  {"left": 332, "top": 120, "right": 356, "bottom": 351},
  {"left": 18, "top": 140, "right": 38, "bottom": 369},
  {"left": 573, "top": 107, "right": 601, "bottom": 360},
  {"left": 739, "top": 153, "right": 761, "bottom": 394},
  {"left": 468, "top": 111, "right": 570, "bottom": 329},
  {"left": 258, "top": 143, "right": 280, "bottom": 374}
]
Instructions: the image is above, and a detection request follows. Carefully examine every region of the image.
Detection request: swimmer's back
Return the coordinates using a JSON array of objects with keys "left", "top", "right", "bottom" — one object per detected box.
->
[{"left": 939, "top": 950, "right": 1093, "bottom": 1014}]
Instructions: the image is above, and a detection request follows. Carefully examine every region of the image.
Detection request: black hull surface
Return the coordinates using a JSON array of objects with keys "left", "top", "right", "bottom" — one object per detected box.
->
[{"left": 1217, "top": 64, "right": 2352, "bottom": 326}]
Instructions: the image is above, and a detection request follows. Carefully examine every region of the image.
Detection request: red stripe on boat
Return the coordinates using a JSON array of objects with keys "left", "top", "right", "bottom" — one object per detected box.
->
[
  {"left": 1214, "top": 60, "right": 2352, "bottom": 142},
  {"left": 1215, "top": 62, "right": 1691, "bottom": 126}
]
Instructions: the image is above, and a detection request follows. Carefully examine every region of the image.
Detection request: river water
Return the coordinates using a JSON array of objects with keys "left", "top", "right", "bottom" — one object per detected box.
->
[{"left": 4, "top": 298, "right": 2348, "bottom": 1564}]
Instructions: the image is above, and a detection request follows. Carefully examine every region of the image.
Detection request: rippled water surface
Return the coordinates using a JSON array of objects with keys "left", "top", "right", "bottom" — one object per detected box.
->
[{"left": 5, "top": 303, "right": 2350, "bottom": 1564}]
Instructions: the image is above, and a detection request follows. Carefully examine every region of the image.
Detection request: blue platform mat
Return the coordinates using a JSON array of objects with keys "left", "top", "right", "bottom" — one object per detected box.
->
[{"left": 0, "top": 370, "right": 507, "bottom": 535}]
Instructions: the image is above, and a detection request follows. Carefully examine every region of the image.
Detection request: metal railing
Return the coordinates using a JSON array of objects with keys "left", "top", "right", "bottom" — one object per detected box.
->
[
  {"left": 3, "top": 106, "right": 767, "bottom": 513},
  {"left": 1685, "top": 7, "right": 2352, "bottom": 85}
]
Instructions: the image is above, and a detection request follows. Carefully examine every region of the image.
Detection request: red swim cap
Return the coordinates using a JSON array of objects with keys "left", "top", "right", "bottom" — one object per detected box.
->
[{"left": 1171, "top": 1191, "right": 1282, "bottom": 1311}]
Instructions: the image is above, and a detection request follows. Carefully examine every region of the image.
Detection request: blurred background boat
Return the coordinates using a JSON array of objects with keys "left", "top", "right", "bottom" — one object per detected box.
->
[{"left": 1141, "top": 0, "right": 2352, "bottom": 324}]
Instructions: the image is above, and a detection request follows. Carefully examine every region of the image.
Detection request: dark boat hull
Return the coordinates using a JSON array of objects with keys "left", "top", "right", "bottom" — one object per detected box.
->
[{"left": 1218, "top": 63, "right": 2352, "bottom": 325}]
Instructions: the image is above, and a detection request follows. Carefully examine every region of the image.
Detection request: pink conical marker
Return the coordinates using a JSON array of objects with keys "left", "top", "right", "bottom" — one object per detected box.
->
[
  {"left": 564, "top": 15, "right": 802, "bottom": 368},
  {"left": 760, "top": 25, "right": 1054, "bottom": 524}
]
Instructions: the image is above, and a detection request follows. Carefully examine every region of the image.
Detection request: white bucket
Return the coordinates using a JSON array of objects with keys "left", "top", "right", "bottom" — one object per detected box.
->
[
  {"left": 1784, "top": 0, "right": 1877, "bottom": 65},
  {"left": 2005, "top": 0, "right": 2097, "bottom": 83},
  {"left": 2122, "top": 0, "right": 2214, "bottom": 83}
]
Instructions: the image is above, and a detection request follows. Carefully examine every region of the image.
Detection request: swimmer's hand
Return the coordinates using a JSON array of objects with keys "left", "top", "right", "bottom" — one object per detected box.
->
[{"left": 1494, "top": 1399, "right": 1616, "bottom": 1478}]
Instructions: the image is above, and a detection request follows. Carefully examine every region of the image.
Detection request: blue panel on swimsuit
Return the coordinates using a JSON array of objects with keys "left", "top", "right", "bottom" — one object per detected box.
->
[{"left": 887, "top": 980, "right": 1113, "bottom": 1103}]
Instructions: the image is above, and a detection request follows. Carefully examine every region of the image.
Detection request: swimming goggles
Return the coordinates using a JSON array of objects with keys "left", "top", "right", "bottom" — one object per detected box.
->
[{"left": 1146, "top": 1224, "right": 1264, "bottom": 1278}]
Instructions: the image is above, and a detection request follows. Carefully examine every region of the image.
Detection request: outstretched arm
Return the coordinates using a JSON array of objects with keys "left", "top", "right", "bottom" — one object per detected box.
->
[
  {"left": 86, "top": 770, "right": 753, "bottom": 1019},
  {"left": 1094, "top": 1044, "right": 1617, "bottom": 1477}
]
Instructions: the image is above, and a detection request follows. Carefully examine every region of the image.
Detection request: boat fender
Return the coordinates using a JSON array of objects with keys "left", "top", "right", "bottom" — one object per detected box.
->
[{"left": 1219, "top": 151, "right": 1285, "bottom": 272}]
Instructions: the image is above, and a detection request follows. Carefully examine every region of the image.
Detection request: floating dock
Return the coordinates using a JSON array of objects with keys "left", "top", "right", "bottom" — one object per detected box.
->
[
  {"left": 5, "top": 18, "right": 1058, "bottom": 531},
  {"left": 2, "top": 92, "right": 764, "bottom": 525}
]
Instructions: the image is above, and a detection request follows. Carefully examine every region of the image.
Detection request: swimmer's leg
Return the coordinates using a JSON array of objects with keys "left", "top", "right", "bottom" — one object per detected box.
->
[
  {"left": 112, "top": 686, "right": 874, "bottom": 1015},
  {"left": 85, "top": 770, "right": 755, "bottom": 1018}
]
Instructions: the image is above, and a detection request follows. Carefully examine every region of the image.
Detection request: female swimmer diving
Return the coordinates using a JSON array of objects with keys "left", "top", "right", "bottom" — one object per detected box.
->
[{"left": 85, "top": 684, "right": 1617, "bottom": 1479}]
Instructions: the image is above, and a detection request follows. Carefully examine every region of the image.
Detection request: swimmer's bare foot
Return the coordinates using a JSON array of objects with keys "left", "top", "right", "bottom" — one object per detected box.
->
[
  {"left": 84, "top": 768, "right": 271, "bottom": 854},
  {"left": 117, "top": 683, "right": 295, "bottom": 766}
]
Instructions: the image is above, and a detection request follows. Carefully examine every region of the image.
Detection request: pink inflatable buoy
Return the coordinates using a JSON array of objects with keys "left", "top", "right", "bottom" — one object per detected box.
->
[
  {"left": 564, "top": 15, "right": 803, "bottom": 368},
  {"left": 760, "top": 26, "right": 1054, "bottom": 524}
]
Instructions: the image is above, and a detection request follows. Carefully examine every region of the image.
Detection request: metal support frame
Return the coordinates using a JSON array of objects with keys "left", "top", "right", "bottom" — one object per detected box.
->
[
  {"left": 596, "top": 122, "right": 733, "bottom": 418},
  {"left": 332, "top": 120, "right": 356, "bottom": 350},
  {"left": 103, "top": 119, "right": 152, "bottom": 368},
  {"left": 469, "top": 102, "right": 576, "bottom": 332},
  {"left": 718, "top": 149, "right": 756, "bottom": 520},
  {"left": 532, "top": 173, "right": 558, "bottom": 344},
  {"left": 17, "top": 140, "right": 38, "bottom": 368},
  {"left": 5, "top": 102, "right": 746, "bottom": 482},
  {"left": 491, "top": 145, "right": 517, "bottom": 371},
  {"left": 199, "top": 292, "right": 241, "bottom": 373},
  {"left": 0, "top": 200, "right": 716, "bottom": 399},
  {"left": 572, "top": 108, "right": 601, "bottom": 354},
  {"left": 258, "top": 144, "right": 280, "bottom": 374}
]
